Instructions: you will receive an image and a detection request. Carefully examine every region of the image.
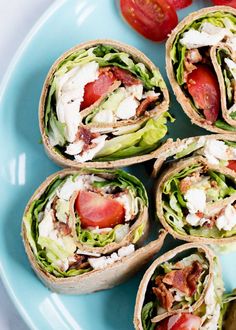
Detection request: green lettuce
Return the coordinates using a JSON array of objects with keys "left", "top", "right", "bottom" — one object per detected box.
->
[
  {"left": 141, "top": 302, "right": 155, "bottom": 330},
  {"left": 95, "top": 113, "right": 174, "bottom": 161}
]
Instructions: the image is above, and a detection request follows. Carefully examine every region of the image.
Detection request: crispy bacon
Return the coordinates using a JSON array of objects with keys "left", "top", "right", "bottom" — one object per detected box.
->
[
  {"left": 55, "top": 221, "right": 72, "bottom": 236},
  {"left": 111, "top": 67, "right": 141, "bottom": 86},
  {"left": 76, "top": 127, "right": 98, "bottom": 145},
  {"left": 69, "top": 255, "right": 89, "bottom": 270},
  {"left": 162, "top": 261, "right": 203, "bottom": 296},
  {"left": 184, "top": 49, "right": 202, "bottom": 82},
  {"left": 136, "top": 96, "right": 158, "bottom": 117},
  {"left": 153, "top": 283, "right": 174, "bottom": 311}
]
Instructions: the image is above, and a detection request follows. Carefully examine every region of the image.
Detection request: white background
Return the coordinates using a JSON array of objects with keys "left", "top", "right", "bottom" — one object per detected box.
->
[{"left": 0, "top": 1, "right": 53, "bottom": 329}]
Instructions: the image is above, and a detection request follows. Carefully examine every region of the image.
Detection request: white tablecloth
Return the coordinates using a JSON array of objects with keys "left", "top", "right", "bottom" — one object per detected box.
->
[{"left": 0, "top": 1, "right": 53, "bottom": 328}]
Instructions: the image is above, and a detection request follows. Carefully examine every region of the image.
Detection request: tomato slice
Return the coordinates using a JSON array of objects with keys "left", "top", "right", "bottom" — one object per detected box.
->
[
  {"left": 80, "top": 70, "right": 116, "bottom": 110},
  {"left": 120, "top": 0, "right": 178, "bottom": 42},
  {"left": 186, "top": 64, "right": 220, "bottom": 123},
  {"left": 167, "top": 0, "right": 192, "bottom": 10},
  {"left": 156, "top": 313, "right": 201, "bottom": 330},
  {"left": 211, "top": 0, "right": 236, "bottom": 8},
  {"left": 75, "top": 191, "right": 125, "bottom": 228},
  {"left": 227, "top": 160, "right": 236, "bottom": 171}
]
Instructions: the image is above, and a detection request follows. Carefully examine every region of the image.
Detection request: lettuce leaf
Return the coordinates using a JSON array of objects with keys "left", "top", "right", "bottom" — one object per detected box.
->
[
  {"left": 94, "top": 113, "right": 174, "bottom": 160},
  {"left": 141, "top": 302, "right": 155, "bottom": 330}
]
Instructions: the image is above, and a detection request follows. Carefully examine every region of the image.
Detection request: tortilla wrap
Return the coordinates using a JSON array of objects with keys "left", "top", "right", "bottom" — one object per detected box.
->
[
  {"left": 39, "top": 39, "right": 170, "bottom": 169},
  {"left": 134, "top": 243, "right": 217, "bottom": 329},
  {"left": 155, "top": 151, "right": 236, "bottom": 244},
  {"left": 166, "top": 6, "right": 236, "bottom": 133},
  {"left": 22, "top": 168, "right": 167, "bottom": 294}
]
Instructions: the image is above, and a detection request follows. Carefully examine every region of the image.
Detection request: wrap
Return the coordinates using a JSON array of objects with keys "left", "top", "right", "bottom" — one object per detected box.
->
[
  {"left": 154, "top": 134, "right": 236, "bottom": 244},
  {"left": 22, "top": 168, "right": 166, "bottom": 294},
  {"left": 166, "top": 6, "right": 236, "bottom": 133},
  {"left": 39, "top": 39, "right": 171, "bottom": 169},
  {"left": 134, "top": 243, "right": 226, "bottom": 330}
]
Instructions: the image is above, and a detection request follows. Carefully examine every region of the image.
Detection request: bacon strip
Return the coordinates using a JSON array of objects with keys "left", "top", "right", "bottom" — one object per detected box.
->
[
  {"left": 136, "top": 96, "right": 158, "bottom": 117},
  {"left": 162, "top": 261, "right": 203, "bottom": 296},
  {"left": 111, "top": 67, "right": 141, "bottom": 86},
  {"left": 153, "top": 282, "right": 174, "bottom": 311}
]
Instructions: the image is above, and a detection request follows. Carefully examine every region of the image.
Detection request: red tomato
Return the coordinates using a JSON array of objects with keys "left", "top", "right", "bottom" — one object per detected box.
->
[
  {"left": 75, "top": 191, "right": 125, "bottom": 228},
  {"left": 211, "top": 0, "right": 236, "bottom": 8},
  {"left": 120, "top": 0, "right": 178, "bottom": 42},
  {"left": 156, "top": 313, "right": 201, "bottom": 330},
  {"left": 186, "top": 64, "right": 220, "bottom": 123},
  {"left": 227, "top": 160, "right": 236, "bottom": 171},
  {"left": 80, "top": 70, "right": 115, "bottom": 110},
  {"left": 167, "top": 0, "right": 192, "bottom": 10}
]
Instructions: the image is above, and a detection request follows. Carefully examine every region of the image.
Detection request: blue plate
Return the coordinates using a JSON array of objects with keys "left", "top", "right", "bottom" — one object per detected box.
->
[{"left": 0, "top": 0, "right": 235, "bottom": 329}]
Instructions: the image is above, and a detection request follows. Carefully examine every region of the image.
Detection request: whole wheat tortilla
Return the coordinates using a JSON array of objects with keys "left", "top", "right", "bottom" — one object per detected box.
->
[
  {"left": 155, "top": 154, "right": 236, "bottom": 244},
  {"left": 166, "top": 6, "right": 236, "bottom": 133},
  {"left": 133, "top": 243, "right": 216, "bottom": 330},
  {"left": 22, "top": 168, "right": 167, "bottom": 293},
  {"left": 210, "top": 43, "right": 236, "bottom": 128},
  {"left": 152, "top": 133, "right": 236, "bottom": 178},
  {"left": 39, "top": 39, "right": 169, "bottom": 169}
]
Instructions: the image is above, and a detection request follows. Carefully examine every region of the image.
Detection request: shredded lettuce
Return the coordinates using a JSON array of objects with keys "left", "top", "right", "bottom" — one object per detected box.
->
[{"left": 141, "top": 302, "right": 155, "bottom": 330}]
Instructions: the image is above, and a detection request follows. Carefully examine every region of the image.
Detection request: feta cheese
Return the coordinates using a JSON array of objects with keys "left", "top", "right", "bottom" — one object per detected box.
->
[
  {"left": 126, "top": 84, "right": 143, "bottom": 100},
  {"left": 57, "top": 176, "right": 84, "bottom": 200},
  {"left": 184, "top": 188, "right": 206, "bottom": 213},
  {"left": 115, "top": 192, "right": 135, "bottom": 221},
  {"left": 117, "top": 244, "right": 135, "bottom": 258},
  {"left": 115, "top": 96, "right": 139, "bottom": 119},
  {"left": 216, "top": 204, "right": 236, "bottom": 231},
  {"left": 92, "top": 108, "right": 115, "bottom": 124},
  {"left": 180, "top": 22, "right": 231, "bottom": 49},
  {"left": 74, "top": 135, "right": 107, "bottom": 162},
  {"left": 88, "top": 244, "right": 134, "bottom": 270},
  {"left": 56, "top": 61, "right": 99, "bottom": 142},
  {"left": 225, "top": 57, "right": 236, "bottom": 80},
  {"left": 65, "top": 140, "right": 84, "bottom": 155},
  {"left": 39, "top": 210, "right": 54, "bottom": 237},
  {"left": 203, "top": 139, "right": 228, "bottom": 165}
]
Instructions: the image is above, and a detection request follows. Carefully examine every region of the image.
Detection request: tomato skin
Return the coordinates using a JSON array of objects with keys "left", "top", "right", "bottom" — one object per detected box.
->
[
  {"left": 75, "top": 191, "right": 125, "bottom": 228},
  {"left": 156, "top": 313, "right": 201, "bottom": 330},
  {"left": 120, "top": 0, "right": 178, "bottom": 42},
  {"left": 211, "top": 0, "right": 236, "bottom": 8},
  {"left": 167, "top": 0, "right": 192, "bottom": 10},
  {"left": 80, "top": 70, "right": 116, "bottom": 110},
  {"left": 227, "top": 160, "right": 236, "bottom": 171},
  {"left": 186, "top": 64, "right": 220, "bottom": 123}
]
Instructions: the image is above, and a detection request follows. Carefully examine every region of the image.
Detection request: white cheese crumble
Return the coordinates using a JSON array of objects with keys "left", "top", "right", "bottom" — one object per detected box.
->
[
  {"left": 92, "top": 108, "right": 115, "bottom": 123},
  {"left": 126, "top": 84, "right": 143, "bottom": 100},
  {"left": 184, "top": 188, "right": 206, "bottom": 214},
  {"left": 65, "top": 140, "right": 84, "bottom": 156},
  {"left": 216, "top": 204, "right": 236, "bottom": 231},
  {"left": 180, "top": 22, "right": 232, "bottom": 49},
  {"left": 56, "top": 61, "right": 99, "bottom": 142},
  {"left": 74, "top": 135, "right": 107, "bottom": 162},
  {"left": 115, "top": 95, "right": 139, "bottom": 120},
  {"left": 186, "top": 213, "right": 209, "bottom": 227},
  {"left": 39, "top": 210, "right": 54, "bottom": 237},
  {"left": 115, "top": 192, "right": 135, "bottom": 222},
  {"left": 203, "top": 139, "right": 228, "bottom": 165},
  {"left": 88, "top": 244, "right": 134, "bottom": 270}
]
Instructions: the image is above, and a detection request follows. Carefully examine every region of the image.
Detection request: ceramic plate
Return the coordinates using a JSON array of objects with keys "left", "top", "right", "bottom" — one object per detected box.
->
[{"left": 0, "top": 0, "right": 235, "bottom": 329}]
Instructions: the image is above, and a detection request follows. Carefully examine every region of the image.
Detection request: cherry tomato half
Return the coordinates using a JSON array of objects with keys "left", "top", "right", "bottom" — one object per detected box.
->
[
  {"left": 227, "top": 160, "right": 236, "bottom": 171},
  {"left": 211, "top": 0, "right": 236, "bottom": 9},
  {"left": 167, "top": 0, "right": 192, "bottom": 10},
  {"left": 120, "top": 0, "right": 178, "bottom": 42},
  {"left": 156, "top": 313, "right": 201, "bottom": 330},
  {"left": 80, "top": 70, "right": 116, "bottom": 110},
  {"left": 187, "top": 64, "right": 220, "bottom": 123},
  {"left": 75, "top": 191, "right": 125, "bottom": 228}
]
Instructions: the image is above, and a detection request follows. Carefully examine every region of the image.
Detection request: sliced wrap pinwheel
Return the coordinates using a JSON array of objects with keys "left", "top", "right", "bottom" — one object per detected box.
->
[
  {"left": 22, "top": 168, "right": 166, "bottom": 294},
  {"left": 166, "top": 6, "right": 236, "bottom": 133},
  {"left": 40, "top": 39, "right": 171, "bottom": 168}
]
